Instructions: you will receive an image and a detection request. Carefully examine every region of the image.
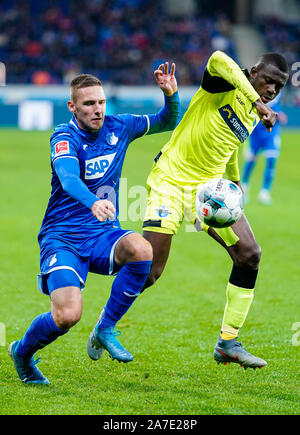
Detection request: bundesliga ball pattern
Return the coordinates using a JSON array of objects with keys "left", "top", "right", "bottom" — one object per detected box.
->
[{"left": 195, "top": 178, "right": 244, "bottom": 228}]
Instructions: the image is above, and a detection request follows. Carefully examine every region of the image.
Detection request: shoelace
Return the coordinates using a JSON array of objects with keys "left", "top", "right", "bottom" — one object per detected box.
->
[
  {"left": 230, "top": 341, "right": 251, "bottom": 356},
  {"left": 30, "top": 356, "right": 41, "bottom": 367},
  {"left": 19, "top": 356, "right": 42, "bottom": 379}
]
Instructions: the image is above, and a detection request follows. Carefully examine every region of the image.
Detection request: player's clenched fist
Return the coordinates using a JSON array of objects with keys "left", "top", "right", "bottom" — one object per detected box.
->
[
  {"left": 91, "top": 199, "right": 115, "bottom": 222},
  {"left": 254, "top": 98, "right": 278, "bottom": 132}
]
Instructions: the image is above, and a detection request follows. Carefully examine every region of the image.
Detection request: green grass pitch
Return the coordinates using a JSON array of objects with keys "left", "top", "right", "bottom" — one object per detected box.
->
[{"left": 0, "top": 128, "right": 299, "bottom": 415}]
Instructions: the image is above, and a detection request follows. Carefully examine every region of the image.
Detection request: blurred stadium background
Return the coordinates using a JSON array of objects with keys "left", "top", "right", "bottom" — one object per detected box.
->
[
  {"left": 0, "top": 0, "right": 300, "bottom": 128},
  {"left": 1, "top": 0, "right": 300, "bottom": 417}
]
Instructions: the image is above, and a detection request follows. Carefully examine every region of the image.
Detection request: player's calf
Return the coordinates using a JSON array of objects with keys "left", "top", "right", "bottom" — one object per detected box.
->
[
  {"left": 142, "top": 262, "right": 165, "bottom": 290},
  {"left": 141, "top": 231, "right": 173, "bottom": 291},
  {"left": 87, "top": 259, "right": 152, "bottom": 363}
]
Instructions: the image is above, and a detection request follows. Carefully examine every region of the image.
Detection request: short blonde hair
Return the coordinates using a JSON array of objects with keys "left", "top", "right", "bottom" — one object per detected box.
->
[{"left": 70, "top": 74, "right": 103, "bottom": 102}]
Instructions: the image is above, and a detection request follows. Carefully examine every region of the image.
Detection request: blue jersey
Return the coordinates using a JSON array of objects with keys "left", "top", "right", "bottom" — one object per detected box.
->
[
  {"left": 38, "top": 114, "right": 150, "bottom": 239},
  {"left": 38, "top": 92, "right": 180, "bottom": 243}
]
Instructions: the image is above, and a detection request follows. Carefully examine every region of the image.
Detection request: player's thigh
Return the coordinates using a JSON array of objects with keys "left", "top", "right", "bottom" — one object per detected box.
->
[
  {"left": 89, "top": 228, "right": 134, "bottom": 276},
  {"left": 143, "top": 164, "right": 184, "bottom": 236},
  {"left": 39, "top": 247, "right": 89, "bottom": 295},
  {"left": 206, "top": 214, "right": 261, "bottom": 267}
]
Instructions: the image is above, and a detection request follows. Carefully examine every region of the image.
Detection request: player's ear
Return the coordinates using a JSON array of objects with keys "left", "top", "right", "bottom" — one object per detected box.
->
[
  {"left": 250, "top": 66, "right": 258, "bottom": 79},
  {"left": 67, "top": 100, "right": 76, "bottom": 114}
]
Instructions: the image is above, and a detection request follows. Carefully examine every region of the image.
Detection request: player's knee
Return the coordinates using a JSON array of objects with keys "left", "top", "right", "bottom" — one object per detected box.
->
[
  {"left": 137, "top": 239, "right": 153, "bottom": 261},
  {"left": 236, "top": 242, "right": 261, "bottom": 269},
  {"left": 250, "top": 243, "right": 261, "bottom": 267},
  {"left": 53, "top": 306, "right": 82, "bottom": 331},
  {"left": 121, "top": 236, "right": 153, "bottom": 263}
]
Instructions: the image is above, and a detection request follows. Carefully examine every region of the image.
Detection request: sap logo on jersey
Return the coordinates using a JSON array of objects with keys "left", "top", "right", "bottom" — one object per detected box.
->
[{"left": 85, "top": 153, "right": 116, "bottom": 179}]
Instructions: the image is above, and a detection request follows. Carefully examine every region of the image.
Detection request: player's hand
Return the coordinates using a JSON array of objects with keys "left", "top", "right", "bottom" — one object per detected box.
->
[
  {"left": 254, "top": 98, "right": 278, "bottom": 132},
  {"left": 91, "top": 199, "right": 115, "bottom": 222},
  {"left": 154, "top": 62, "right": 177, "bottom": 96}
]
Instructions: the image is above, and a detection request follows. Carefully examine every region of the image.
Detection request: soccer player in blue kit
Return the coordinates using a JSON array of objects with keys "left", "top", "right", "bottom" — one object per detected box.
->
[
  {"left": 242, "top": 93, "right": 287, "bottom": 204},
  {"left": 9, "top": 63, "right": 180, "bottom": 384}
]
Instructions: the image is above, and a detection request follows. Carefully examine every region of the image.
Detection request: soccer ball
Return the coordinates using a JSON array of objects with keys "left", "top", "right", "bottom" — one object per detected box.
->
[{"left": 195, "top": 178, "right": 244, "bottom": 228}]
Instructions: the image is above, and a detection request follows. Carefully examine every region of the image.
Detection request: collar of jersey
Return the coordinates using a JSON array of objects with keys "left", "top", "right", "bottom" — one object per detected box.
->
[
  {"left": 242, "top": 69, "right": 250, "bottom": 78},
  {"left": 70, "top": 116, "right": 104, "bottom": 142}
]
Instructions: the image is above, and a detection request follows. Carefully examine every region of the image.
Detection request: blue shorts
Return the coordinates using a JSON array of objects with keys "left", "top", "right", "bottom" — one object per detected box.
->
[
  {"left": 37, "top": 227, "right": 133, "bottom": 295},
  {"left": 249, "top": 133, "right": 281, "bottom": 159}
]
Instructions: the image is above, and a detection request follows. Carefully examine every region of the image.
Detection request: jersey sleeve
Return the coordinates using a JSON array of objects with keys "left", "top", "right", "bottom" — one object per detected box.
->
[
  {"left": 118, "top": 91, "right": 181, "bottom": 142},
  {"left": 204, "top": 50, "right": 260, "bottom": 103},
  {"left": 117, "top": 113, "right": 150, "bottom": 142},
  {"left": 225, "top": 149, "right": 240, "bottom": 181},
  {"left": 146, "top": 91, "right": 181, "bottom": 135},
  {"left": 50, "top": 130, "right": 79, "bottom": 166}
]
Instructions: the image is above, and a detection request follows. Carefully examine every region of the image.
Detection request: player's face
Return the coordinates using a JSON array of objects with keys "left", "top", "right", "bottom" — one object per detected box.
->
[
  {"left": 68, "top": 86, "right": 106, "bottom": 132},
  {"left": 250, "top": 64, "right": 288, "bottom": 104}
]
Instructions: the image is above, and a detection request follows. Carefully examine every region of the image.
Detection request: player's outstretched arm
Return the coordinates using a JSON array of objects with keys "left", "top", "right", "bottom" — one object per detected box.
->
[
  {"left": 123, "top": 63, "right": 180, "bottom": 140},
  {"left": 144, "top": 62, "right": 180, "bottom": 135}
]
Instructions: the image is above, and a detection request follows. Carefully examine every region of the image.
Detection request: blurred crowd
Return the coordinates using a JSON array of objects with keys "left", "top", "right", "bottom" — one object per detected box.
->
[
  {"left": 259, "top": 17, "right": 299, "bottom": 68},
  {"left": 0, "top": 0, "right": 237, "bottom": 85},
  {"left": 2, "top": 0, "right": 299, "bottom": 93},
  {"left": 258, "top": 16, "right": 300, "bottom": 105}
]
